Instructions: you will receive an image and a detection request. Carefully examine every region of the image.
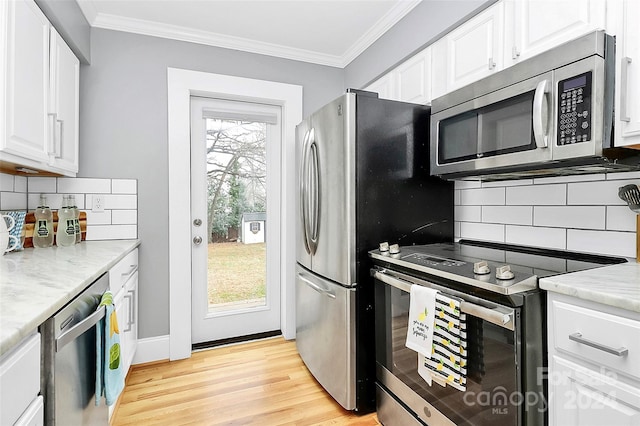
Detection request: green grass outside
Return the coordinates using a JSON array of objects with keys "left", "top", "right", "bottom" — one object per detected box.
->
[{"left": 207, "top": 242, "right": 266, "bottom": 306}]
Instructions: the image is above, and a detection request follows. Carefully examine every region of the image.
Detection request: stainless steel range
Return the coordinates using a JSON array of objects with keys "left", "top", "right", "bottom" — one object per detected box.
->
[{"left": 370, "top": 240, "right": 626, "bottom": 426}]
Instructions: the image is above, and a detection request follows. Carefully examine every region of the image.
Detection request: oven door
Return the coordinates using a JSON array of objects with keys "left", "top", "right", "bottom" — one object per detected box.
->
[
  {"left": 373, "top": 268, "right": 523, "bottom": 426},
  {"left": 430, "top": 71, "right": 553, "bottom": 178}
]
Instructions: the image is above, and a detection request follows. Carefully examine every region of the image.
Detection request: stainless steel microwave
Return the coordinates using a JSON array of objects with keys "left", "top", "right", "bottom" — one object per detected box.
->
[{"left": 430, "top": 30, "right": 640, "bottom": 180}]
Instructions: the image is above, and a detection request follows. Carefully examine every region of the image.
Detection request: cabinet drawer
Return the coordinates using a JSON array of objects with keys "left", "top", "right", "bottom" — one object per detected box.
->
[
  {"left": 109, "top": 248, "right": 138, "bottom": 292},
  {"left": 0, "top": 333, "right": 41, "bottom": 425},
  {"left": 15, "top": 395, "right": 44, "bottom": 426},
  {"left": 552, "top": 300, "right": 640, "bottom": 380}
]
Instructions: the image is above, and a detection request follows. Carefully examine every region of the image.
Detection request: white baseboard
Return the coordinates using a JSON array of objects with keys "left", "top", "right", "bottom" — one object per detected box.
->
[{"left": 132, "top": 335, "right": 170, "bottom": 365}]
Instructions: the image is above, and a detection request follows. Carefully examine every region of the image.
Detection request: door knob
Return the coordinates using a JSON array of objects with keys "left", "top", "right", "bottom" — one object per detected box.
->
[
  {"left": 193, "top": 236, "right": 203, "bottom": 245},
  {"left": 193, "top": 218, "right": 202, "bottom": 226}
]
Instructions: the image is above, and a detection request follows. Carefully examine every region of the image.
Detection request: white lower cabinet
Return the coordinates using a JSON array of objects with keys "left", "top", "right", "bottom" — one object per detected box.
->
[
  {"left": 108, "top": 249, "right": 139, "bottom": 419},
  {"left": 548, "top": 293, "right": 640, "bottom": 425},
  {"left": 0, "top": 333, "right": 42, "bottom": 426}
]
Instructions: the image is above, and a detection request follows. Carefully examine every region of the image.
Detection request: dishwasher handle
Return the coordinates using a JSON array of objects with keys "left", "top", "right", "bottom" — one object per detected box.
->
[{"left": 56, "top": 306, "right": 105, "bottom": 352}]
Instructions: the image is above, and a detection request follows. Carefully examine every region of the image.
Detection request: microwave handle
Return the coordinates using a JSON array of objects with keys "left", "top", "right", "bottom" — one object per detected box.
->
[{"left": 532, "top": 79, "right": 549, "bottom": 149}]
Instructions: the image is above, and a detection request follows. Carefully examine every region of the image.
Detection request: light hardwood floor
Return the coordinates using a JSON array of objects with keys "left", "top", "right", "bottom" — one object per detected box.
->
[{"left": 112, "top": 337, "right": 381, "bottom": 425}]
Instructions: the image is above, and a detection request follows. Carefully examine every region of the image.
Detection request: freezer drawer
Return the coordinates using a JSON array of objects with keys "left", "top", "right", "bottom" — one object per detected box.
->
[{"left": 295, "top": 264, "right": 356, "bottom": 410}]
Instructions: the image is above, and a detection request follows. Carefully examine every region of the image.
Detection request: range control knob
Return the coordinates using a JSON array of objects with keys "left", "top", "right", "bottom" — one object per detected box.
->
[
  {"left": 379, "top": 242, "right": 389, "bottom": 252},
  {"left": 389, "top": 244, "right": 400, "bottom": 255},
  {"left": 496, "top": 265, "right": 515, "bottom": 280},
  {"left": 473, "top": 261, "right": 490, "bottom": 275}
]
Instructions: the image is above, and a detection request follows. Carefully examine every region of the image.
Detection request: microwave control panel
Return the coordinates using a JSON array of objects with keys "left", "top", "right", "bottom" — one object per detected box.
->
[{"left": 557, "top": 72, "right": 592, "bottom": 146}]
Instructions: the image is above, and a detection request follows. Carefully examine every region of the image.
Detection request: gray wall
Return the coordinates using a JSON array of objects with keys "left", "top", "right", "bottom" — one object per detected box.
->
[
  {"left": 345, "top": 0, "right": 493, "bottom": 89},
  {"left": 35, "top": 0, "right": 91, "bottom": 63},
  {"left": 79, "top": 29, "right": 344, "bottom": 338}
]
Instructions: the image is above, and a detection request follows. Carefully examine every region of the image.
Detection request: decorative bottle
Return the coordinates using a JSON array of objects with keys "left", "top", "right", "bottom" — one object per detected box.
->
[
  {"left": 56, "top": 195, "right": 76, "bottom": 247},
  {"left": 70, "top": 195, "right": 81, "bottom": 244},
  {"left": 33, "top": 194, "right": 54, "bottom": 248}
]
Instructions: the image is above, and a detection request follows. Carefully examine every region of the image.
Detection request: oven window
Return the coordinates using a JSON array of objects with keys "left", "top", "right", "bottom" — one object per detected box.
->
[
  {"left": 438, "top": 111, "right": 478, "bottom": 164},
  {"left": 438, "top": 91, "right": 537, "bottom": 165},
  {"left": 375, "top": 280, "right": 520, "bottom": 426},
  {"left": 478, "top": 91, "right": 536, "bottom": 157}
]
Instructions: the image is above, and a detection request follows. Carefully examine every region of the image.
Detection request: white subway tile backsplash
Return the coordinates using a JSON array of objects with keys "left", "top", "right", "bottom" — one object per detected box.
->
[
  {"left": 112, "top": 210, "right": 138, "bottom": 225},
  {"left": 0, "top": 174, "right": 14, "bottom": 192},
  {"left": 505, "top": 225, "right": 566, "bottom": 250},
  {"left": 14, "top": 176, "right": 27, "bottom": 193},
  {"left": 482, "top": 206, "right": 532, "bottom": 225},
  {"left": 85, "top": 210, "right": 112, "bottom": 225},
  {"left": 481, "top": 179, "right": 533, "bottom": 187},
  {"left": 460, "top": 187, "right": 505, "bottom": 205},
  {"left": 533, "top": 174, "right": 605, "bottom": 185},
  {"left": 455, "top": 205, "right": 481, "bottom": 222},
  {"left": 568, "top": 180, "right": 639, "bottom": 205},
  {"left": 506, "top": 184, "right": 566, "bottom": 205},
  {"left": 460, "top": 222, "right": 504, "bottom": 243},
  {"left": 567, "top": 229, "right": 636, "bottom": 258},
  {"left": 58, "top": 178, "right": 111, "bottom": 194},
  {"left": 606, "top": 171, "right": 640, "bottom": 180},
  {"left": 606, "top": 206, "right": 637, "bottom": 232},
  {"left": 455, "top": 180, "right": 482, "bottom": 189},
  {"left": 28, "top": 177, "right": 56, "bottom": 193},
  {"left": 534, "top": 206, "right": 605, "bottom": 230},
  {"left": 88, "top": 194, "right": 137, "bottom": 210},
  {"left": 112, "top": 179, "right": 137, "bottom": 194},
  {"left": 86, "top": 225, "right": 137, "bottom": 241},
  {"left": 0, "top": 192, "right": 27, "bottom": 211}
]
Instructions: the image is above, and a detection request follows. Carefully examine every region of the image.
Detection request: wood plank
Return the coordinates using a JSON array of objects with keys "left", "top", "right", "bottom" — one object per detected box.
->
[{"left": 111, "top": 337, "right": 380, "bottom": 425}]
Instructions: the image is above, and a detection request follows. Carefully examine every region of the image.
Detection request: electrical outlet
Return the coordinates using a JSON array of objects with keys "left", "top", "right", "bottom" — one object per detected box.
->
[{"left": 93, "top": 195, "right": 105, "bottom": 212}]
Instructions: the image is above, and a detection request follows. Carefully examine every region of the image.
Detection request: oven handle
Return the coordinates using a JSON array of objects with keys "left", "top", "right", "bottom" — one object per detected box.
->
[{"left": 373, "top": 270, "right": 515, "bottom": 331}]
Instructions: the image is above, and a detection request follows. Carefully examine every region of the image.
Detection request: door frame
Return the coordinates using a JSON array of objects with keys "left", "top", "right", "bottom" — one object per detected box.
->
[{"left": 167, "top": 68, "right": 302, "bottom": 360}]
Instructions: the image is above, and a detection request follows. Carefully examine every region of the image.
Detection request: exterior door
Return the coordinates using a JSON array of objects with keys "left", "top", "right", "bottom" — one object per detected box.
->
[{"left": 190, "top": 96, "right": 281, "bottom": 344}]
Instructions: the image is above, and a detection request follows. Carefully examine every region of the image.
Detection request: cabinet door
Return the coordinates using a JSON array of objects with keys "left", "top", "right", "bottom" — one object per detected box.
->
[
  {"left": 444, "top": 2, "right": 504, "bottom": 92},
  {"left": 505, "top": 0, "right": 606, "bottom": 66},
  {"left": 364, "top": 74, "right": 395, "bottom": 101},
  {"left": 550, "top": 355, "right": 640, "bottom": 426},
  {"left": 394, "top": 47, "right": 431, "bottom": 105},
  {"left": 1, "top": 0, "right": 50, "bottom": 162},
  {"left": 614, "top": 0, "right": 640, "bottom": 147},
  {"left": 48, "top": 27, "right": 79, "bottom": 175}
]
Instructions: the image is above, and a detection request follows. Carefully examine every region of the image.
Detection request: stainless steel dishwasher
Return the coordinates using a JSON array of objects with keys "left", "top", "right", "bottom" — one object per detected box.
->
[{"left": 40, "top": 272, "right": 110, "bottom": 425}]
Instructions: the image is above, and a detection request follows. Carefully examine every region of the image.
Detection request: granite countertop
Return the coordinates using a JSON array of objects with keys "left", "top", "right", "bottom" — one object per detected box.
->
[
  {"left": 540, "top": 261, "right": 640, "bottom": 313},
  {"left": 0, "top": 239, "right": 140, "bottom": 357}
]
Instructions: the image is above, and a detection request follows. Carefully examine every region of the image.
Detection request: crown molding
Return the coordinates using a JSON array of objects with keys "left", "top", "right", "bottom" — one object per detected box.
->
[
  {"left": 82, "top": 1, "right": 421, "bottom": 68},
  {"left": 341, "top": 0, "right": 421, "bottom": 66},
  {"left": 90, "top": 13, "right": 345, "bottom": 67}
]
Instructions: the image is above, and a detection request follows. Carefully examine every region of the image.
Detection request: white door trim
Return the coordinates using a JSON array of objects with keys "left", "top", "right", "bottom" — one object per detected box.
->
[{"left": 167, "top": 67, "right": 302, "bottom": 360}]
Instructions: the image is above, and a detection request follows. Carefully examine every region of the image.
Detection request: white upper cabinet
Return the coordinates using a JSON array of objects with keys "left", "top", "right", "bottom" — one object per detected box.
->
[
  {"left": 394, "top": 47, "right": 431, "bottom": 104},
  {"left": 435, "top": 3, "right": 504, "bottom": 95},
  {"left": 365, "top": 73, "right": 395, "bottom": 101},
  {"left": 0, "top": 0, "right": 79, "bottom": 177},
  {"left": 1, "top": 0, "right": 50, "bottom": 163},
  {"left": 364, "top": 47, "right": 432, "bottom": 105},
  {"left": 504, "top": 0, "right": 607, "bottom": 67},
  {"left": 49, "top": 27, "right": 80, "bottom": 174},
  {"left": 611, "top": 0, "right": 640, "bottom": 147}
]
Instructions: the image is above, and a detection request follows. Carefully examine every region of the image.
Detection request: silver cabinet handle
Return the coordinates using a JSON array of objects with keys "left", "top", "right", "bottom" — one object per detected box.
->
[
  {"left": 121, "top": 265, "right": 138, "bottom": 282},
  {"left": 621, "top": 57, "right": 632, "bottom": 122},
  {"left": 47, "top": 113, "right": 57, "bottom": 156},
  {"left": 532, "top": 79, "right": 549, "bottom": 148},
  {"left": 123, "top": 294, "right": 133, "bottom": 332},
  {"left": 56, "top": 306, "right": 105, "bottom": 352},
  {"left": 488, "top": 57, "right": 496, "bottom": 70},
  {"left": 512, "top": 46, "right": 520, "bottom": 60},
  {"left": 193, "top": 236, "right": 202, "bottom": 245},
  {"left": 55, "top": 119, "right": 63, "bottom": 158},
  {"left": 569, "top": 332, "right": 629, "bottom": 357}
]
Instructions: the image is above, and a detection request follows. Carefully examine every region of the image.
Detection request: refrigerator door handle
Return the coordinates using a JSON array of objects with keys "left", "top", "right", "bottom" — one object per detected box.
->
[
  {"left": 308, "top": 139, "right": 320, "bottom": 255},
  {"left": 300, "top": 129, "right": 312, "bottom": 254},
  {"left": 299, "top": 274, "right": 336, "bottom": 299}
]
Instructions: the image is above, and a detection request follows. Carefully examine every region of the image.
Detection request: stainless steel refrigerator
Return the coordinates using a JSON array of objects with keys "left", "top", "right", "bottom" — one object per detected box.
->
[{"left": 295, "top": 89, "right": 453, "bottom": 412}]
